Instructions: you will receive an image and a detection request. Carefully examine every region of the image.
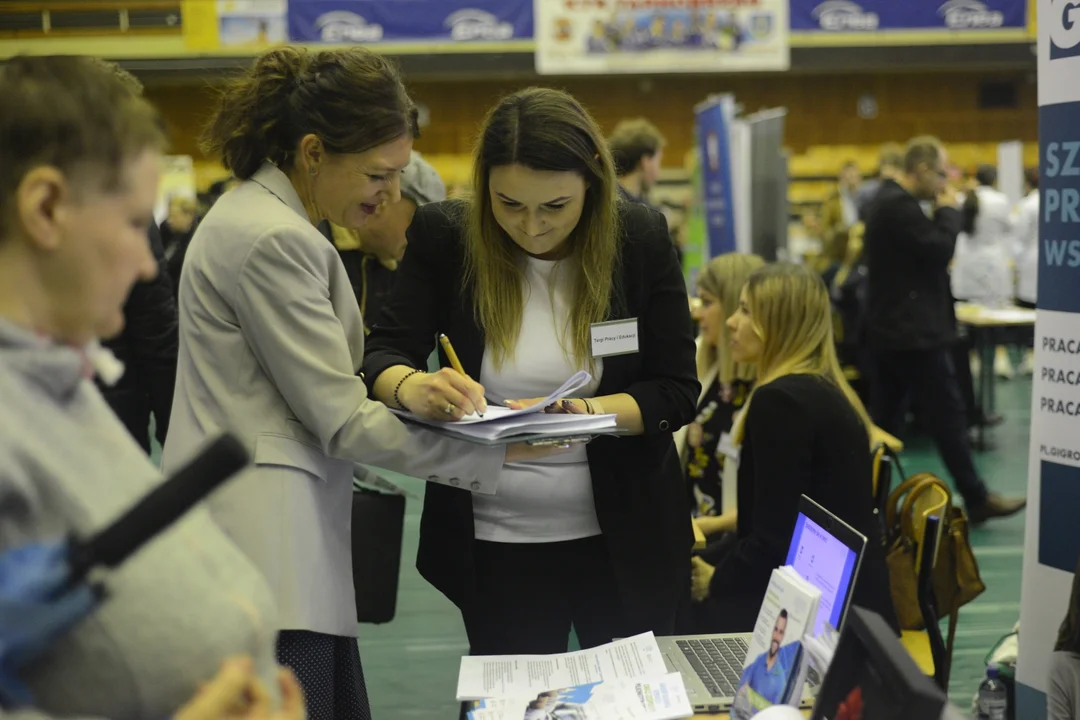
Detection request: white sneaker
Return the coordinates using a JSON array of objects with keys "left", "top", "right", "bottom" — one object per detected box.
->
[
  {"left": 995, "top": 347, "right": 1015, "bottom": 380},
  {"left": 1020, "top": 350, "right": 1035, "bottom": 376}
]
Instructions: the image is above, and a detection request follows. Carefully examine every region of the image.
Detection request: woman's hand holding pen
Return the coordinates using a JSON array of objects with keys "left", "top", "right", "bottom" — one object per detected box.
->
[{"left": 398, "top": 368, "right": 487, "bottom": 421}]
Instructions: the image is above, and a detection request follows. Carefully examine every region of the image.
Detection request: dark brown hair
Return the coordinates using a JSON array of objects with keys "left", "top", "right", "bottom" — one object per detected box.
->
[
  {"left": 464, "top": 87, "right": 621, "bottom": 370},
  {"left": 201, "top": 46, "right": 419, "bottom": 180},
  {"left": 0, "top": 55, "right": 166, "bottom": 237},
  {"left": 88, "top": 57, "right": 144, "bottom": 96},
  {"left": 608, "top": 117, "right": 666, "bottom": 177}
]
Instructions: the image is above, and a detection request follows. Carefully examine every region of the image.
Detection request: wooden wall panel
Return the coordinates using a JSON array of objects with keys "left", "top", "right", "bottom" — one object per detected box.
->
[{"left": 145, "top": 70, "right": 1038, "bottom": 167}]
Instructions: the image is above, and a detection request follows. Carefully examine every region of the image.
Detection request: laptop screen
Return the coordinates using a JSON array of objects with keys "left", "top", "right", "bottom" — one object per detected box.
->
[{"left": 785, "top": 510, "right": 860, "bottom": 637}]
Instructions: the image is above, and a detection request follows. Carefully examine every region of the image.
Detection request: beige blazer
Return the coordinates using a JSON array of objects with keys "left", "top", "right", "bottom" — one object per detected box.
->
[{"left": 162, "top": 163, "right": 503, "bottom": 637}]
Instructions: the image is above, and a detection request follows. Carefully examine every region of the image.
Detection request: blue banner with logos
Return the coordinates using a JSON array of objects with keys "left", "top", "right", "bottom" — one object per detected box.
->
[
  {"left": 695, "top": 96, "right": 736, "bottom": 258},
  {"left": 1017, "top": 3, "right": 1080, "bottom": 718},
  {"left": 288, "top": 0, "right": 533, "bottom": 44},
  {"left": 791, "top": 0, "right": 1026, "bottom": 32}
]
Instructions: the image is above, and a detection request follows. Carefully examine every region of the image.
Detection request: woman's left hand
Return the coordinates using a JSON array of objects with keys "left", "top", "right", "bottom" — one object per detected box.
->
[
  {"left": 506, "top": 398, "right": 603, "bottom": 415},
  {"left": 691, "top": 556, "right": 715, "bottom": 603}
]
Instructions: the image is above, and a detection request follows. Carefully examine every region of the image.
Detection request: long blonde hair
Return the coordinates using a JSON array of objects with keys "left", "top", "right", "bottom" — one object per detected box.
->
[
  {"left": 735, "top": 263, "right": 871, "bottom": 442},
  {"left": 696, "top": 253, "right": 765, "bottom": 384},
  {"left": 462, "top": 87, "right": 620, "bottom": 370}
]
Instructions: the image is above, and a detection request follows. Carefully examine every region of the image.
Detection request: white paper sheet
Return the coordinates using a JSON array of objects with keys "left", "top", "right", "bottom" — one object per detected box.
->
[
  {"left": 467, "top": 673, "right": 693, "bottom": 720},
  {"left": 456, "top": 633, "right": 668, "bottom": 702},
  {"left": 393, "top": 370, "right": 594, "bottom": 426}
]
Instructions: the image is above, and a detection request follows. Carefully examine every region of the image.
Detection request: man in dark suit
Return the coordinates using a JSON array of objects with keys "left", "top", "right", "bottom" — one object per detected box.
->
[
  {"left": 863, "top": 136, "right": 1025, "bottom": 524},
  {"left": 98, "top": 221, "right": 179, "bottom": 453},
  {"left": 91, "top": 59, "right": 178, "bottom": 453}
]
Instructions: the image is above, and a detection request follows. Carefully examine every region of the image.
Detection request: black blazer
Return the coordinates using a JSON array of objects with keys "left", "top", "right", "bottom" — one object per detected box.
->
[
  {"left": 99, "top": 222, "right": 179, "bottom": 452},
  {"left": 364, "top": 199, "right": 700, "bottom": 632},
  {"left": 864, "top": 179, "right": 961, "bottom": 351},
  {"left": 706, "top": 374, "right": 900, "bottom": 634}
]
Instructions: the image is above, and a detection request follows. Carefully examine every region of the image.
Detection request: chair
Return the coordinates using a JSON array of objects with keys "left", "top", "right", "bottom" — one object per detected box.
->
[
  {"left": 917, "top": 514, "right": 949, "bottom": 690},
  {"left": 870, "top": 435, "right": 903, "bottom": 543},
  {"left": 870, "top": 443, "right": 893, "bottom": 544},
  {"left": 871, "top": 441, "right": 950, "bottom": 684},
  {"left": 896, "top": 483, "right": 951, "bottom": 689}
]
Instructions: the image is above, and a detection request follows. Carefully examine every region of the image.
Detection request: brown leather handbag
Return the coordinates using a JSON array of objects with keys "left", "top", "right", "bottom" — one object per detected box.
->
[{"left": 884, "top": 469, "right": 986, "bottom": 661}]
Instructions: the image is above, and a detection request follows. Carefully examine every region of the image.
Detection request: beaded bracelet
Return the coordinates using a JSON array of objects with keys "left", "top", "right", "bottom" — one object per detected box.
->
[{"left": 394, "top": 369, "right": 423, "bottom": 409}]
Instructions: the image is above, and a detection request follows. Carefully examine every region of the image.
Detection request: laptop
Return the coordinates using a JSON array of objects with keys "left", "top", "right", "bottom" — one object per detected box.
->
[{"left": 658, "top": 495, "right": 868, "bottom": 714}]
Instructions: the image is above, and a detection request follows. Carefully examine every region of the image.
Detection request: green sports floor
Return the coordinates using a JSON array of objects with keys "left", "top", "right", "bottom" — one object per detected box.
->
[{"left": 356, "top": 377, "right": 1031, "bottom": 717}]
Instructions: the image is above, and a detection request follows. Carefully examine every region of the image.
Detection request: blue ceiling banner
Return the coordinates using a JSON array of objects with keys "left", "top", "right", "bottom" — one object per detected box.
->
[
  {"left": 791, "top": 0, "right": 1027, "bottom": 32},
  {"left": 288, "top": 0, "right": 533, "bottom": 44}
]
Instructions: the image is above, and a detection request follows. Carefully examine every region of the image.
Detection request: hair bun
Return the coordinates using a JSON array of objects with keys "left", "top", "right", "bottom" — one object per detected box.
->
[{"left": 202, "top": 46, "right": 417, "bottom": 181}]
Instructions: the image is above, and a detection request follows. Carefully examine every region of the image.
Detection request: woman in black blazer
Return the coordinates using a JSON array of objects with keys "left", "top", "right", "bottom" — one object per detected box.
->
[
  {"left": 690, "top": 263, "right": 899, "bottom": 635},
  {"left": 364, "top": 87, "right": 699, "bottom": 655}
]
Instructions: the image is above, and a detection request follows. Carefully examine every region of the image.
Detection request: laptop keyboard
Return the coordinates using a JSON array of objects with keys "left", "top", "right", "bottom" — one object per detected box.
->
[{"left": 677, "top": 637, "right": 749, "bottom": 699}]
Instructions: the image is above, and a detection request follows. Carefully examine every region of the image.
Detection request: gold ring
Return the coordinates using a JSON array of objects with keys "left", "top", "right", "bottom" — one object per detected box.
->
[{"left": 444, "top": 403, "right": 455, "bottom": 415}]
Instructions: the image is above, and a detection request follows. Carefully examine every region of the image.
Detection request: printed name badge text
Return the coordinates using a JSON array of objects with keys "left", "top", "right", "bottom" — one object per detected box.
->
[{"left": 590, "top": 319, "right": 639, "bottom": 358}]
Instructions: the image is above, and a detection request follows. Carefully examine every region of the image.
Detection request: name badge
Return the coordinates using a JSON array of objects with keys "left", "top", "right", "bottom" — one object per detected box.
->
[
  {"left": 590, "top": 318, "right": 640, "bottom": 358},
  {"left": 717, "top": 432, "right": 740, "bottom": 462}
]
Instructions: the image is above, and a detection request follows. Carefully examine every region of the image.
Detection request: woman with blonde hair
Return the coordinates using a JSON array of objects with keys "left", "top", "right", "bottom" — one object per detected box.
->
[
  {"left": 678, "top": 253, "right": 764, "bottom": 528},
  {"left": 365, "top": 87, "right": 699, "bottom": 657},
  {"left": 690, "top": 263, "right": 897, "bottom": 634}
]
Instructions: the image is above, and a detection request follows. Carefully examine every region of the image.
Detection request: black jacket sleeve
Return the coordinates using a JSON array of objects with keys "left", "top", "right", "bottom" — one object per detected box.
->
[
  {"left": 710, "top": 382, "right": 813, "bottom": 595},
  {"left": 363, "top": 204, "right": 447, "bottom": 385},
  {"left": 128, "top": 223, "right": 179, "bottom": 444},
  {"left": 623, "top": 209, "right": 699, "bottom": 435},
  {"left": 887, "top": 196, "right": 962, "bottom": 266}
]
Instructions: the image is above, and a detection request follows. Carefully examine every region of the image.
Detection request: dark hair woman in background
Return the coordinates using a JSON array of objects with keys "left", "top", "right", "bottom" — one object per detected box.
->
[
  {"left": 162, "top": 46, "right": 511, "bottom": 718},
  {"left": 365, "top": 87, "right": 699, "bottom": 659}
]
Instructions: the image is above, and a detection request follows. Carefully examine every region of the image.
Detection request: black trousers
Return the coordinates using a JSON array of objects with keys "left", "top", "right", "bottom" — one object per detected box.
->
[
  {"left": 461, "top": 536, "right": 632, "bottom": 656},
  {"left": 869, "top": 346, "right": 989, "bottom": 508},
  {"left": 952, "top": 334, "right": 980, "bottom": 428},
  {"left": 276, "top": 630, "right": 369, "bottom": 720},
  {"left": 459, "top": 537, "right": 634, "bottom": 720}
]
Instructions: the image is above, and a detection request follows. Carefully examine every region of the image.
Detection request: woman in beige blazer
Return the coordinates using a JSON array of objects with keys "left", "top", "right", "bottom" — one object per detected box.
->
[{"left": 162, "top": 46, "right": 553, "bottom": 719}]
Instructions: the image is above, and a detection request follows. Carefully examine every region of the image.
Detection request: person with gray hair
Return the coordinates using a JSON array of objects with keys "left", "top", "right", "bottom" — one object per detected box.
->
[{"left": 320, "top": 150, "right": 446, "bottom": 330}]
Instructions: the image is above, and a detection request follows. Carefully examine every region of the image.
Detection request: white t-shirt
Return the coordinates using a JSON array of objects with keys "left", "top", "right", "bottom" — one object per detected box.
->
[{"left": 472, "top": 257, "right": 603, "bottom": 543}]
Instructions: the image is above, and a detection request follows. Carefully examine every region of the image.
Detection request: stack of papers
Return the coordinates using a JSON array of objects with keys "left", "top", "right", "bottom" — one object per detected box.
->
[
  {"left": 802, "top": 624, "right": 841, "bottom": 700},
  {"left": 458, "top": 633, "right": 693, "bottom": 720},
  {"left": 393, "top": 371, "right": 618, "bottom": 445}
]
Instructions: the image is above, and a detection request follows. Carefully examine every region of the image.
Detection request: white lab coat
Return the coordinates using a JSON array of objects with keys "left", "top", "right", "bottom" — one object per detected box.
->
[
  {"left": 1013, "top": 189, "right": 1040, "bottom": 304},
  {"left": 951, "top": 185, "right": 1015, "bottom": 306}
]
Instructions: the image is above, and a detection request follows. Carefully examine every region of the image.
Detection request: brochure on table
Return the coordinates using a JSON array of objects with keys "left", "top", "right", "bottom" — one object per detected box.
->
[
  {"left": 731, "top": 566, "right": 821, "bottom": 719},
  {"left": 467, "top": 674, "right": 692, "bottom": 720},
  {"left": 457, "top": 632, "right": 670, "bottom": 701}
]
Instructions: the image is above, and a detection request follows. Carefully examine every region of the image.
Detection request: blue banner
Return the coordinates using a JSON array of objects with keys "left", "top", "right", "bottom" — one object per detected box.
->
[
  {"left": 695, "top": 97, "right": 736, "bottom": 258},
  {"left": 288, "top": 0, "right": 533, "bottom": 44},
  {"left": 1017, "top": 3, "right": 1080, "bottom": 715},
  {"left": 791, "top": 0, "right": 1026, "bottom": 32}
]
